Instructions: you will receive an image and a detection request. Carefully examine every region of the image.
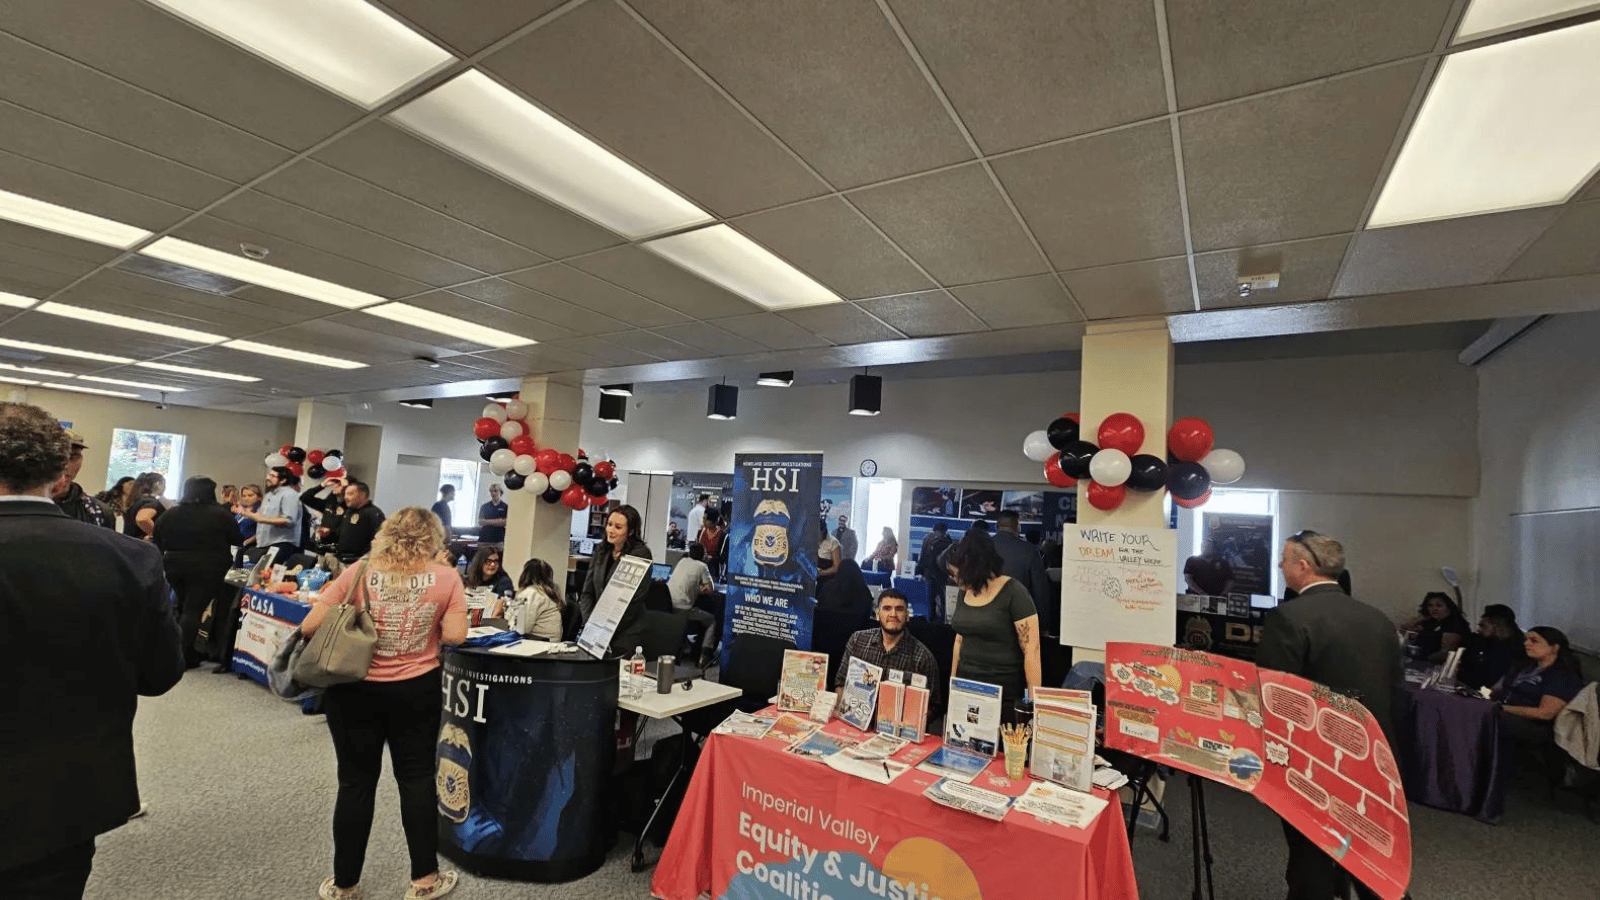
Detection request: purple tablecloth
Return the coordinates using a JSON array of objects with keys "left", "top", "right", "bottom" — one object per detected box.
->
[{"left": 1398, "top": 685, "right": 1507, "bottom": 823}]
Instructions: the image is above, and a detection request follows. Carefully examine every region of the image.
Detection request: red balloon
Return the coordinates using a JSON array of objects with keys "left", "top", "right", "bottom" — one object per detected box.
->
[
  {"left": 279, "top": 443, "right": 293, "bottom": 456},
  {"left": 534, "top": 448, "right": 562, "bottom": 475},
  {"left": 557, "top": 452, "right": 577, "bottom": 474},
  {"left": 324, "top": 467, "right": 346, "bottom": 479},
  {"left": 508, "top": 434, "right": 538, "bottom": 457},
  {"left": 1175, "top": 489, "right": 1212, "bottom": 509},
  {"left": 577, "top": 448, "right": 587, "bottom": 459},
  {"left": 1044, "top": 452, "right": 1074, "bottom": 488},
  {"left": 1167, "top": 417, "right": 1215, "bottom": 462},
  {"left": 306, "top": 449, "right": 326, "bottom": 466},
  {"left": 1087, "top": 481, "right": 1126, "bottom": 511},
  {"left": 1061, "top": 412, "right": 1080, "bottom": 423},
  {"left": 561, "top": 484, "right": 590, "bottom": 510},
  {"left": 473, "top": 417, "right": 501, "bottom": 441},
  {"left": 1097, "top": 412, "right": 1145, "bottom": 456},
  {"left": 594, "top": 460, "right": 616, "bottom": 480},
  {"left": 286, "top": 462, "right": 305, "bottom": 477}
]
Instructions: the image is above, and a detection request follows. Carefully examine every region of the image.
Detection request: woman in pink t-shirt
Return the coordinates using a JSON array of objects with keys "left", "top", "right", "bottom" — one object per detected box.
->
[{"left": 302, "top": 507, "right": 467, "bottom": 900}]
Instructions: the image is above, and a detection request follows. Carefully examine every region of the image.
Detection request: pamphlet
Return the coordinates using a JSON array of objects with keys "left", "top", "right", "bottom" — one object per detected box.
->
[
  {"left": 1031, "top": 687, "right": 1097, "bottom": 792},
  {"left": 787, "top": 731, "right": 852, "bottom": 761},
  {"left": 576, "top": 555, "right": 651, "bottom": 658},
  {"left": 777, "top": 650, "right": 830, "bottom": 712},
  {"left": 876, "top": 681, "right": 903, "bottom": 737},
  {"left": 808, "top": 690, "right": 838, "bottom": 724},
  {"left": 764, "top": 714, "right": 818, "bottom": 746},
  {"left": 917, "top": 745, "right": 992, "bottom": 783},
  {"left": 945, "top": 677, "right": 1003, "bottom": 756},
  {"left": 874, "top": 678, "right": 931, "bottom": 741},
  {"left": 1011, "top": 781, "right": 1109, "bottom": 830},
  {"left": 838, "top": 657, "right": 883, "bottom": 731},
  {"left": 713, "top": 711, "right": 776, "bottom": 739},
  {"left": 923, "top": 778, "right": 1014, "bottom": 821}
]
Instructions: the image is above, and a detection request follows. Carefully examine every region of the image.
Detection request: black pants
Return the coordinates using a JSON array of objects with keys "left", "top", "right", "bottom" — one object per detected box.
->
[
  {"left": 165, "top": 556, "right": 231, "bottom": 667},
  {"left": 1280, "top": 818, "right": 1379, "bottom": 900},
  {"left": 323, "top": 669, "right": 443, "bottom": 889},
  {"left": 5, "top": 839, "right": 94, "bottom": 900}
]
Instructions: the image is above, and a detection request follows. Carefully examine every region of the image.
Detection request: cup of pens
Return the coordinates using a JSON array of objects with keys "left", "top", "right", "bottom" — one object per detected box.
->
[{"left": 1002, "top": 723, "right": 1030, "bottom": 780}]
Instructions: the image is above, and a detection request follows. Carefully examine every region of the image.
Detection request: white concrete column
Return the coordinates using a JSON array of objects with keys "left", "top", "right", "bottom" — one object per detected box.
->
[
  {"left": 294, "top": 399, "right": 347, "bottom": 454},
  {"left": 502, "top": 376, "right": 584, "bottom": 584}
]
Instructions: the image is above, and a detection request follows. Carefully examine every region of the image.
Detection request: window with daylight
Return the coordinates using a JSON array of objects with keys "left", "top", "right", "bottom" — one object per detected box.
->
[
  {"left": 438, "top": 458, "right": 480, "bottom": 528},
  {"left": 106, "top": 428, "right": 186, "bottom": 497}
]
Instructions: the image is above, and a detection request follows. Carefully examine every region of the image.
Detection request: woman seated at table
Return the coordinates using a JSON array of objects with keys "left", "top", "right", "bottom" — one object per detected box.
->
[
  {"left": 464, "top": 546, "right": 513, "bottom": 597},
  {"left": 509, "top": 557, "right": 566, "bottom": 641},
  {"left": 1493, "top": 626, "right": 1584, "bottom": 732},
  {"left": 1402, "top": 591, "right": 1471, "bottom": 663},
  {"left": 579, "top": 504, "right": 653, "bottom": 654},
  {"left": 946, "top": 530, "right": 1041, "bottom": 721}
]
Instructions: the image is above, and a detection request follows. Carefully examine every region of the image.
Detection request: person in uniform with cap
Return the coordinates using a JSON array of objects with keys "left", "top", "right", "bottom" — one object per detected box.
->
[{"left": 51, "top": 429, "right": 113, "bottom": 529}]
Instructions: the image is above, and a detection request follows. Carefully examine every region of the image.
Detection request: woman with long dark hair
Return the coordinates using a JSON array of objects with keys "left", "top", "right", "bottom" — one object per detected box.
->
[
  {"left": 151, "top": 477, "right": 243, "bottom": 668},
  {"left": 121, "top": 472, "right": 167, "bottom": 539},
  {"left": 463, "top": 546, "right": 513, "bottom": 596},
  {"left": 301, "top": 507, "right": 467, "bottom": 900},
  {"left": 97, "top": 475, "right": 135, "bottom": 517},
  {"left": 511, "top": 557, "right": 566, "bottom": 641},
  {"left": 579, "top": 504, "right": 653, "bottom": 654},
  {"left": 1402, "top": 591, "right": 1472, "bottom": 662},
  {"left": 946, "top": 530, "right": 1041, "bottom": 721},
  {"left": 1494, "top": 626, "right": 1584, "bottom": 719}
]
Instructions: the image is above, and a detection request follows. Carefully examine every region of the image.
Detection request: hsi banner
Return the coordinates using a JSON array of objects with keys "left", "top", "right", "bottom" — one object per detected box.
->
[{"left": 720, "top": 452, "right": 823, "bottom": 694}]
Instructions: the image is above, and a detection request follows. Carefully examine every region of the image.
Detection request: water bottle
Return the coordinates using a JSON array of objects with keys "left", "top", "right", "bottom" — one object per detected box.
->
[{"left": 627, "top": 646, "right": 647, "bottom": 699}]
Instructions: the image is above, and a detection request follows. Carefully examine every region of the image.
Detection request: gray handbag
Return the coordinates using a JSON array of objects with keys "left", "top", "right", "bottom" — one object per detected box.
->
[
  {"left": 292, "top": 561, "right": 379, "bottom": 687},
  {"left": 267, "top": 626, "right": 316, "bottom": 700}
]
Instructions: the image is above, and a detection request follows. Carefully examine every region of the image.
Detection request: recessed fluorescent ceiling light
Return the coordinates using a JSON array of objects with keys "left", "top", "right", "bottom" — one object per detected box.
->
[
  {"left": 1368, "top": 19, "right": 1600, "bottom": 227},
  {"left": 389, "top": 71, "right": 713, "bottom": 239},
  {"left": 79, "top": 375, "right": 186, "bottom": 392},
  {"left": 141, "top": 238, "right": 385, "bottom": 309},
  {"left": 0, "top": 375, "right": 38, "bottom": 385},
  {"left": 223, "top": 339, "right": 366, "bottom": 369},
  {"left": 599, "top": 384, "right": 634, "bottom": 396},
  {"left": 145, "top": 0, "right": 454, "bottom": 108},
  {"left": 42, "top": 382, "right": 139, "bottom": 398},
  {"left": 0, "top": 363, "right": 75, "bottom": 378},
  {"left": 1455, "top": 0, "right": 1600, "bottom": 43},
  {"left": 363, "top": 302, "right": 535, "bottom": 349},
  {"left": 642, "top": 225, "right": 841, "bottom": 310},
  {"left": 134, "top": 361, "right": 262, "bottom": 383},
  {"left": 0, "top": 187, "right": 152, "bottom": 249},
  {"left": 756, "top": 371, "right": 795, "bottom": 387},
  {"left": 36, "top": 302, "right": 226, "bottom": 344},
  {"left": 398, "top": 398, "right": 434, "bottom": 409},
  {"left": 0, "top": 337, "right": 133, "bottom": 364},
  {"left": 0, "top": 291, "right": 37, "bottom": 308}
]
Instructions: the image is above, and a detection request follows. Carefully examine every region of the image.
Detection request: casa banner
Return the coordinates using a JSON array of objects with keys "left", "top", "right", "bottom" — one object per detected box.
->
[
  {"left": 721, "top": 452, "right": 823, "bottom": 690},
  {"left": 1104, "top": 642, "right": 1411, "bottom": 900}
]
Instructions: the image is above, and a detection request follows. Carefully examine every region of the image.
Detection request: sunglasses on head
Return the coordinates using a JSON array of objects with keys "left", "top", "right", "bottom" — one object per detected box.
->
[{"left": 1289, "top": 530, "right": 1324, "bottom": 570}]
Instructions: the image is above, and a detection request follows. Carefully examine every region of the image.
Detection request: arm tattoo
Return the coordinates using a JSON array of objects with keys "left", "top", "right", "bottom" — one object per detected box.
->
[{"left": 1016, "top": 621, "right": 1032, "bottom": 646}]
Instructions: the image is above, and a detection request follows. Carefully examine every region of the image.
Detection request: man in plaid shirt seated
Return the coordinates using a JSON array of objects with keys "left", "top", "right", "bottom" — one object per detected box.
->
[{"left": 833, "top": 589, "right": 943, "bottom": 720}]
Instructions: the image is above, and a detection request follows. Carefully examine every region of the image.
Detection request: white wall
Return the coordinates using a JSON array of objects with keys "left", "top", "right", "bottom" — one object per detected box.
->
[
  {"left": 6, "top": 385, "right": 294, "bottom": 495},
  {"left": 1472, "top": 311, "right": 1600, "bottom": 625}
]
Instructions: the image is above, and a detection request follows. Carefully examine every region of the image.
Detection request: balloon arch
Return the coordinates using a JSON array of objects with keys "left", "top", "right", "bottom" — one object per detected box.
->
[
  {"left": 1021, "top": 413, "right": 1245, "bottom": 512},
  {"left": 471, "top": 398, "right": 618, "bottom": 511}
]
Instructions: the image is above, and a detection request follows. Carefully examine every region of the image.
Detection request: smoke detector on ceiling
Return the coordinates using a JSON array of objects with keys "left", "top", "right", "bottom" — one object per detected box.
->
[
  {"left": 239, "top": 242, "right": 270, "bottom": 261},
  {"left": 1235, "top": 272, "right": 1281, "bottom": 298}
]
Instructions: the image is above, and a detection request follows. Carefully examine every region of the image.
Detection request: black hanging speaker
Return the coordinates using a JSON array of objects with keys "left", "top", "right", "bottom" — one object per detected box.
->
[
  {"left": 848, "top": 374, "right": 881, "bottom": 416},
  {"left": 707, "top": 383, "right": 738, "bottom": 420},
  {"left": 597, "top": 393, "right": 627, "bottom": 423}
]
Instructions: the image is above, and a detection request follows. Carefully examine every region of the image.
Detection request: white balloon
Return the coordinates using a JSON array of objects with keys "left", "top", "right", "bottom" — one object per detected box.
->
[
  {"left": 499, "top": 419, "right": 524, "bottom": 441},
  {"left": 489, "top": 448, "right": 517, "bottom": 475},
  {"left": 505, "top": 399, "right": 529, "bottom": 420},
  {"left": 1203, "top": 448, "right": 1246, "bottom": 484},
  {"left": 512, "top": 454, "right": 537, "bottom": 476},
  {"left": 548, "top": 470, "right": 572, "bottom": 491},
  {"left": 265, "top": 453, "right": 288, "bottom": 468},
  {"left": 524, "top": 472, "right": 549, "bottom": 494},
  {"left": 1089, "top": 448, "right": 1132, "bottom": 487},
  {"left": 1022, "top": 429, "right": 1054, "bottom": 462},
  {"left": 482, "top": 403, "right": 508, "bottom": 423}
]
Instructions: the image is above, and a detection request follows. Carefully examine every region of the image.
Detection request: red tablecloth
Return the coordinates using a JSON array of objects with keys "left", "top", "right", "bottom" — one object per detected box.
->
[{"left": 652, "top": 716, "right": 1139, "bottom": 900}]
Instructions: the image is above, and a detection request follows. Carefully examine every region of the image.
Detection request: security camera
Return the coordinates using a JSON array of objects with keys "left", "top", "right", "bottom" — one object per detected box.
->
[{"left": 155, "top": 391, "right": 168, "bottom": 410}]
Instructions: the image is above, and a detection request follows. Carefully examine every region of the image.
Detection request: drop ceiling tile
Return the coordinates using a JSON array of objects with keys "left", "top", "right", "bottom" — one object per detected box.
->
[
  {"left": 484, "top": 1, "right": 826, "bottom": 217},
  {"left": 732, "top": 197, "right": 933, "bottom": 299},
  {"left": 207, "top": 191, "right": 486, "bottom": 288},
  {"left": 168, "top": 215, "right": 433, "bottom": 301},
  {"left": 1167, "top": 0, "right": 1454, "bottom": 108},
  {"left": 0, "top": 33, "right": 289, "bottom": 182},
  {"left": 451, "top": 278, "right": 623, "bottom": 335},
  {"left": 382, "top": 0, "right": 566, "bottom": 55},
  {"left": 253, "top": 162, "right": 546, "bottom": 274},
  {"left": 0, "top": 100, "right": 235, "bottom": 210},
  {"left": 649, "top": 321, "right": 747, "bottom": 354},
  {"left": 1195, "top": 234, "right": 1349, "bottom": 309},
  {"left": 597, "top": 330, "right": 699, "bottom": 362},
  {"left": 992, "top": 121, "right": 1186, "bottom": 270},
  {"left": 1584, "top": 175, "right": 1600, "bottom": 202},
  {"left": 55, "top": 272, "right": 276, "bottom": 334},
  {"left": 709, "top": 313, "right": 830, "bottom": 351},
  {"left": 0, "top": 312, "right": 200, "bottom": 360},
  {"left": 1, "top": 0, "right": 361, "bottom": 149},
  {"left": 402, "top": 290, "right": 577, "bottom": 342},
  {"left": 546, "top": 336, "right": 659, "bottom": 368},
  {"left": 0, "top": 244, "right": 98, "bottom": 296},
  {"left": 1060, "top": 257, "right": 1193, "bottom": 319},
  {"left": 1181, "top": 63, "right": 1424, "bottom": 251},
  {"left": 439, "top": 353, "right": 535, "bottom": 378},
  {"left": 474, "top": 345, "right": 593, "bottom": 374},
  {"left": 256, "top": 319, "right": 450, "bottom": 364},
  {"left": 505, "top": 265, "right": 687, "bottom": 329},
  {"left": 0, "top": 222, "right": 121, "bottom": 266},
  {"left": 103, "top": 257, "right": 343, "bottom": 321},
  {"left": 857, "top": 291, "right": 987, "bottom": 337},
  {"left": 949, "top": 275, "right": 1082, "bottom": 329},
  {"left": 567, "top": 246, "right": 759, "bottom": 319},
  {"left": 1499, "top": 201, "right": 1600, "bottom": 282},
  {"left": 777, "top": 304, "right": 903, "bottom": 345},
  {"left": 630, "top": 0, "right": 972, "bottom": 188},
  {"left": 886, "top": 0, "right": 1166, "bottom": 152},
  {"left": 314, "top": 122, "right": 622, "bottom": 259},
  {"left": 1334, "top": 208, "right": 1564, "bottom": 297},
  {"left": 0, "top": 149, "right": 191, "bottom": 231},
  {"left": 328, "top": 310, "right": 517, "bottom": 355},
  {"left": 850, "top": 163, "right": 1048, "bottom": 285}
]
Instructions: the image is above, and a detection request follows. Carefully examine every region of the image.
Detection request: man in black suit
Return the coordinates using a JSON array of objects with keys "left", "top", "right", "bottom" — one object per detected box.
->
[
  {"left": 993, "top": 511, "right": 1052, "bottom": 631},
  {"left": 0, "top": 402, "right": 185, "bottom": 898},
  {"left": 1257, "top": 530, "right": 1402, "bottom": 900}
]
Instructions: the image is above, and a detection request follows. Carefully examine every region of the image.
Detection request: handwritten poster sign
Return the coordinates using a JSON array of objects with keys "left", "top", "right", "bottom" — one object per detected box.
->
[{"left": 1061, "top": 524, "right": 1177, "bottom": 648}]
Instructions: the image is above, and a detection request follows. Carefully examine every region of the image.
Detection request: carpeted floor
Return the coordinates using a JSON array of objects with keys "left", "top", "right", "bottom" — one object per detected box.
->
[{"left": 89, "top": 669, "right": 1596, "bottom": 899}]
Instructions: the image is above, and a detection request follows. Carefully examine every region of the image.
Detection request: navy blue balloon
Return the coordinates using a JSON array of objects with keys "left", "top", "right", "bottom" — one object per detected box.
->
[
  {"left": 479, "top": 435, "right": 509, "bottom": 461},
  {"left": 541, "top": 487, "right": 563, "bottom": 504},
  {"left": 1059, "top": 440, "right": 1099, "bottom": 480},
  {"left": 1127, "top": 454, "right": 1168, "bottom": 492},
  {"left": 503, "top": 472, "right": 526, "bottom": 491},
  {"left": 1167, "top": 461, "right": 1211, "bottom": 501},
  {"left": 1046, "top": 417, "right": 1081, "bottom": 450}
]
